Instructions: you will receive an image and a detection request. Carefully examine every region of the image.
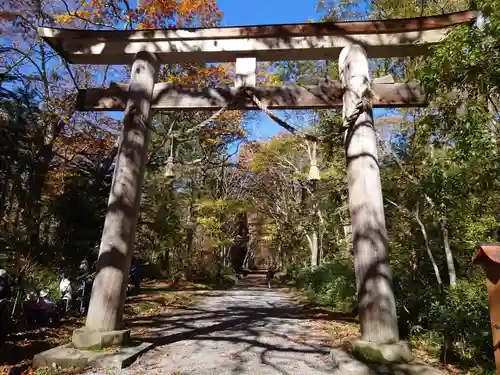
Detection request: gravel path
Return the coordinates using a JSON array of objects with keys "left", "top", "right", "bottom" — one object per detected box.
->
[{"left": 85, "top": 275, "right": 338, "bottom": 375}]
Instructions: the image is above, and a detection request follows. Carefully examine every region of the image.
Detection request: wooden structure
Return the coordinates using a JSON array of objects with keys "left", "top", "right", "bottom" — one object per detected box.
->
[
  {"left": 84, "top": 51, "right": 158, "bottom": 332},
  {"left": 38, "top": 9, "right": 476, "bottom": 347},
  {"left": 474, "top": 243, "right": 500, "bottom": 373},
  {"left": 77, "top": 81, "right": 427, "bottom": 111},
  {"left": 39, "top": 10, "right": 475, "bottom": 64},
  {"left": 340, "top": 44, "right": 398, "bottom": 343}
]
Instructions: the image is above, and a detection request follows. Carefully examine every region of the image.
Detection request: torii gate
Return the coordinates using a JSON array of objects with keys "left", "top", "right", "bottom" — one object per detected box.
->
[{"left": 38, "top": 9, "right": 476, "bottom": 358}]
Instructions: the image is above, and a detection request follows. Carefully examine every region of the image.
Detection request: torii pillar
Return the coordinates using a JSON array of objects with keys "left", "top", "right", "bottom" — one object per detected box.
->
[
  {"left": 72, "top": 50, "right": 159, "bottom": 348},
  {"left": 339, "top": 44, "right": 412, "bottom": 364}
]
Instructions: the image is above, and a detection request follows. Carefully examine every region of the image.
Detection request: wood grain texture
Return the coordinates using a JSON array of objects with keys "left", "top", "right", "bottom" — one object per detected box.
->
[
  {"left": 341, "top": 44, "right": 399, "bottom": 344},
  {"left": 38, "top": 10, "right": 476, "bottom": 64},
  {"left": 85, "top": 51, "right": 158, "bottom": 332},
  {"left": 76, "top": 81, "right": 427, "bottom": 111}
]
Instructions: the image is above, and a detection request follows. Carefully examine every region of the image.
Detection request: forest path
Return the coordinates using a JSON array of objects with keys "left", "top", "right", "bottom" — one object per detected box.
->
[{"left": 101, "top": 273, "right": 339, "bottom": 374}]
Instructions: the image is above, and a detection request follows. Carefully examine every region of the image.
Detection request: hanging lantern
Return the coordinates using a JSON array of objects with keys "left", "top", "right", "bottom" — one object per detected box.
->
[
  {"left": 308, "top": 160, "right": 321, "bottom": 182},
  {"left": 164, "top": 135, "right": 176, "bottom": 179},
  {"left": 308, "top": 141, "right": 321, "bottom": 182},
  {"left": 164, "top": 156, "right": 175, "bottom": 179}
]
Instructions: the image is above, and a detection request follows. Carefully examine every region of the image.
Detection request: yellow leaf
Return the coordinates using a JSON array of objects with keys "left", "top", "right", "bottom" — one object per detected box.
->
[
  {"left": 55, "top": 11, "right": 92, "bottom": 24},
  {"left": 55, "top": 13, "right": 75, "bottom": 23}
]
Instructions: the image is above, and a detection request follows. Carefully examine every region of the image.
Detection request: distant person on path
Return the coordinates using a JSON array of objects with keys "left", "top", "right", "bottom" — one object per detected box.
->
[
  {"left": 130, "top": 258, "right": 142, "bottom": 295},
  {"left": 266, "top": 266, "right": 274, "bottom": 289}
]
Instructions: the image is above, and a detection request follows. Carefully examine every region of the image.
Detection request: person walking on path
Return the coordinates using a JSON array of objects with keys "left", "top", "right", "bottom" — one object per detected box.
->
[{"left": 266, "top": 266, "right": 274, "bottom": 289}]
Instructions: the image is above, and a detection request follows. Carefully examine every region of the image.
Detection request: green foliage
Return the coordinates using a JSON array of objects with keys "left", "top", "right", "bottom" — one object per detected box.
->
[
  {"left": 19, "top": 263, "right": 61, "bottom": 301},
  {"left": 286, "top": 262, "right": 357, "bottom": 311},
  {"left": 2, "top": 2, "right": 500, "bottom": 373},
  {"left": 35, "top": 368, "right": 61, "bottom": 375},
  {"left": 51, "top": 168, "right": 110, "bottom": 268},
  {"left": 396, "top": 277, "right": 492, "bottom": 366},
  {"left": 429, "top": 280, "right": 491, "bottom": 359}
]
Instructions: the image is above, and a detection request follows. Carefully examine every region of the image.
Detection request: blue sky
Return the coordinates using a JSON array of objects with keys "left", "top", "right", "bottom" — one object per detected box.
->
[
  {"left": 217, "top": 0, "right": 319, "bottom": 26},
  {"left": 217, "top": 0, "right": 320, "bottom": 142},
  {"left": 82, "top": 0, "right": 393, "bottom": 144},
  {"left": 96, "top": 0, "right": 393, "bottom": 144},
  {"left": 215, "top": 0, "right": 391, "bottom": 143}
]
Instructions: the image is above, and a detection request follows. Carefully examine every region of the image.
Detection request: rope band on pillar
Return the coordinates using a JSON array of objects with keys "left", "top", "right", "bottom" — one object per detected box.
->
[{"left": 342, "top": 87, "right": 375, "bottom": 131}]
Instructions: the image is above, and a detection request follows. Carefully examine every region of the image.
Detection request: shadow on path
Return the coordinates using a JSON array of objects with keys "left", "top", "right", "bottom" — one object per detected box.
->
[{"left": 122, "top": 274, "right": 348, "bottom": 375}]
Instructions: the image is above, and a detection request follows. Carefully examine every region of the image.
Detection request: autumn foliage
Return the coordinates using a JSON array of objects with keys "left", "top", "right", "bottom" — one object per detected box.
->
[{"left": 51, "top": 0, "right": 222, "bottom": 29}]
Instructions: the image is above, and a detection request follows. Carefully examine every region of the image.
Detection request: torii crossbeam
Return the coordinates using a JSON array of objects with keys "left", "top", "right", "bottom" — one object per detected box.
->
[
  {"left": 39, "top": 10, "right": 475, "bottom": 64},
  {"left": 77, "top": 81, "right": 427, "bottom": 111},
  {"left": 36, "top": 9, "right": 476, "bottom": 368},
  {"left": 43, "top": 11, "right": 475, "bottom": 113}
]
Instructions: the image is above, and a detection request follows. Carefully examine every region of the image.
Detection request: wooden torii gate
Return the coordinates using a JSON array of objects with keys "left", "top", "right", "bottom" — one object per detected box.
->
[{"left": 39, "top": 10, "right": 476, "bottom": 353}]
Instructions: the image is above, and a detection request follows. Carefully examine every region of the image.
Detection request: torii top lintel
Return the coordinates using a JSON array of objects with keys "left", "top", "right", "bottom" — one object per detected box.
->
[{"left": 38, "top": 10, "right": 476, "bottom": 65}]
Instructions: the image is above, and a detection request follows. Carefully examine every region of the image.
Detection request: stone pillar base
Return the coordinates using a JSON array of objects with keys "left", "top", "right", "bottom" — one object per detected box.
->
[
  {"left": 330, "top": 348, "right": 444, "bottom": 375},
  {"left": 352, "top": 340, "right": 413, "bottom": 364},
  {"left": 33, "top": 342, "right": 152, "bottom": 370},
  {"left": 72, "top": 328, "right": 131, "bottom": 350}
]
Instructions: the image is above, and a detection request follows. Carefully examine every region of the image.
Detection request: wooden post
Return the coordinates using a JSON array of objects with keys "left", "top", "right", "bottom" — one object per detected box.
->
[
  {"left": 485, "top": 264, "right": 500, "bottom": 374},
  {"left": 76, "top": 81, "right": 427, "bottom": 111},
  {"left": 340, "top": 44, "right": 399, "bottom": 344},
  {"left": 473, "top": 243, "right": 500, "bottom": 374},
  {"left": 85, "top": 51, "right": 158, "bottom": 332}
]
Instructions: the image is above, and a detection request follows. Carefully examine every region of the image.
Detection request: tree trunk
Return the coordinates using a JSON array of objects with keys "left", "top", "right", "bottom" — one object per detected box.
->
[
  {"left": 243, "top": 247, "right": 254, "bottom": 269},
  {"left": 185, "top": 180, "right": 199, "bottom": 280},
  {"left": 277, "top": 242, "right": 283, "bottom": 269},
  {"left": 415, "top": 204, "right": 442, "bottom": 286},
  {"left": 340, "top": 44, "right": 399, "bottom": 344},
  {"left": 243, "top": 249, "right": 250, "bottom": 269},
  {"left": 308, "top": 231, "right": 319, "bottom": 268},
  {"left": 4, "top": 164, "right": 21, "bottom": 229},
  {"left": 223, "top": 245, "right": 228, "bottom": 268},
  {"left": 185, "top": 226, "right": 194, "bottom": 278},
  {"left": 27, "top": 157, "right": 50, "bottom": 252},
  {"left": 439, "top": 217, "right": 456, "bottom": 287},
  {"left": 28, "top": 111, "right": 65, "bottom": 252},
  {"left": 488, "top": 99, "right": 497, "bottom": 149},
  {"left": 162, "top": 247, "right": 170, "bottom": 277},
  {"left": 0, "top": 163, "right": 12, "bottom": 221},
  {"left": 318, "top": 225, "right": 324, "bottom": 265},
  {"left": 85, "top": 51, "right": 158, "bottom": 332},
  {"left": 216, "top": 245, "right": 222, "bottom": 279}
]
